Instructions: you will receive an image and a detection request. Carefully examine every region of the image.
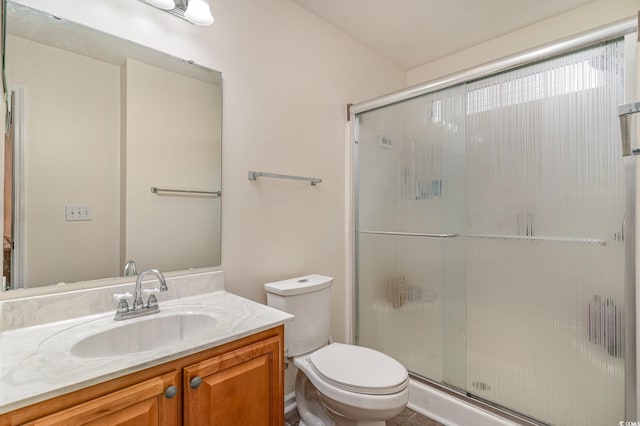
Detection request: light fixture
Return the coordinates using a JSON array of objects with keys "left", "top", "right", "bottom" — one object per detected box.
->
[
  {"left": 146, "top": 0, "right": 175, "bottom": 10},
  {"left": 139, "top": 0, "right": 214, "bottom": 26},
  {"left": 185, "top": 0, "right": 214, "bottom": 26}
]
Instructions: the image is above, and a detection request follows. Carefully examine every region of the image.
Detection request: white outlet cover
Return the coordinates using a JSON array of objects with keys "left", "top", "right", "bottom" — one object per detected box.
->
[{"left": 65, "top": 205, "right": 93, "bottom": 221}]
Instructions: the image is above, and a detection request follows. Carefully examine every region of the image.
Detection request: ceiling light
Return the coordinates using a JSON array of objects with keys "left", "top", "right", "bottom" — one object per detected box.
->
[{"left": 185, "top": 0, "right": 214, "bottom": 26}]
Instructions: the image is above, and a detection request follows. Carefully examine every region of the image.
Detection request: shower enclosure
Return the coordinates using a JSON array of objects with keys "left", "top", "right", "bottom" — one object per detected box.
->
[{"left": 353, "top": 25, "right": 637, "bottom": 426}]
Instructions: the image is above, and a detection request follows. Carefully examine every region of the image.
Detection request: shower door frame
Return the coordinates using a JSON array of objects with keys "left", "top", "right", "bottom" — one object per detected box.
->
[
  {"left": 349, "top": 17, "right": 639, "bottom": 421},
  {"left": 623, "top": 30, "right": 639, "bottom": 422}
]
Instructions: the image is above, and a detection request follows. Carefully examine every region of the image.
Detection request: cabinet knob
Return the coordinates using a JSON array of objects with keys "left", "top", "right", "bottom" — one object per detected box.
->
[
  {"left": 164, "top": 385, "right": 178, "bottom": 399},
  {"left": 190, "top": 376, "right": 202, "bottom": 389}
]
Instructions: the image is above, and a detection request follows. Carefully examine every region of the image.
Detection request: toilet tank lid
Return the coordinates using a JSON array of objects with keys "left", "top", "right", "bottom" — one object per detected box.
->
[{"left": 264, "top": 274, "right": 333, "bottom": 296}]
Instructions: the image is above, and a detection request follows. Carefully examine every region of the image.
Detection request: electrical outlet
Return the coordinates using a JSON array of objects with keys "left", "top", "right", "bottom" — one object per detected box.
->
[{"left": 65, "top": 205, "right": 92, "bottom": 221}]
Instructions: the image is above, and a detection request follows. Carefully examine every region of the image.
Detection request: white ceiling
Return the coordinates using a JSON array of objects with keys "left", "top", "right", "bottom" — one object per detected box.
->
[{"left": 291, "top": 0, "right": 597, "bottom": 69}]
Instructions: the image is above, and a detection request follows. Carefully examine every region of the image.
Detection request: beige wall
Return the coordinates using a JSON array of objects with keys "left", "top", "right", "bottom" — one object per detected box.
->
[
  {"left": 122, "top": 59, "right": 222, "bottom": 272},
  {"left": 407, "top": 0, "right": 640, "bottom": 85},
  {"left": 11, "top": 0, "right": 640, "bottom": 337},
  {"left": 214, "top": 1, "right": 405, "bottom": 344},
  {"left": 5, "top": 34, "right": 120, "bottom": 287},
  {"left": 13, "top": 0, "right": 406, "bottom": 343}
]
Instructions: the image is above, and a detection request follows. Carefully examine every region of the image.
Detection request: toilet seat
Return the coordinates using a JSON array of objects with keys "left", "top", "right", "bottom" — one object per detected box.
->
[
  {"left": 308, "top": 343, "right": 408, "bottom": 395},
  {"left": 294, "top": 343, "right": 409, "bottom": 413}
]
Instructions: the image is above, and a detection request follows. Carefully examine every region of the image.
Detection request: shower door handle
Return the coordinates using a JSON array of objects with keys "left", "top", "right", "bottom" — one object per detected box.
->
[{"left": 618, "top": 101, "right": 640, "bottom": 156}]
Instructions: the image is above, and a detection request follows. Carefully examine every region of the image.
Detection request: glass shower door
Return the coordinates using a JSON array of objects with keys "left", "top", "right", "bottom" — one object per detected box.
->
[
  {"left": 464, "top": 39, "right": 625, "bottom": 426},
  {"left": 355, "top": 37, "right": 627, "bottom": 426},
  {"left": 355, "top": 85, "right": 467, "bottom": 388}
]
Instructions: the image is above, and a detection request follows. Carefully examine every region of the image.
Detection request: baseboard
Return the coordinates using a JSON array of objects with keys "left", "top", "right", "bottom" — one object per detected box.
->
[{"left": 285, "top": 391, "right": 297, "bottom": 415}]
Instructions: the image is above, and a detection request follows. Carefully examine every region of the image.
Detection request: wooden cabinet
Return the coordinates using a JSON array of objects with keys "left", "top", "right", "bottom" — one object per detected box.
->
[
  {"left": 184, "top": 336, "right": 282, "bottom": 426},
  {"left": 25, "top": 371, "right": 180, "bottom": 426},
  {"left": 0, "top": 326, "right": 284, "bottom": 426}
]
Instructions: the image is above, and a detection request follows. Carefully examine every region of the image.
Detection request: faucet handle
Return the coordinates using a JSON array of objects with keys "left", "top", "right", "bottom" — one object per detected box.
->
[
  {"left": 143, "top": 288, "right": 161, "bottom": 309},
  {"left": 113, "top": 292, "right": 133, "bottom": 314},
  {"left": 113, "top": 291, "right": 133, "bottom": 301}
]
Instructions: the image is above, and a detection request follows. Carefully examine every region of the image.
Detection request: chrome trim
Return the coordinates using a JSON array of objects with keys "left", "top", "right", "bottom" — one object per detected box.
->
[
  {"left": 248, "top": 171, "right": 322, "bottom": 186},
  {"left": 622, "top": 31, "right": 638, "bottom": 421},
  {"left": 350, "top": 17, "right": 637, "bottom": 116},
  {"left": 122, "top": 260, "right": 137, "bottom": 277},
  {"left": 353, "top": 123, "right": 360, "bottom": 344},
  {"left": 467, "top": 234, "right": 608, "bottom": 246},
  {"left": 151, "top": 187, "right": 221, "bottom": 196},
  {"left": 618, "top": 101, "right": 640, "bottom": 157},
  {"left": 359, "top": 230, "right": 458, "bottom": 238},
  {"left": 624, "top": 155, "right": 637, "bottom": 420},
  {"left": 619, "top": 101, "right": 640, "bottom": 116}
]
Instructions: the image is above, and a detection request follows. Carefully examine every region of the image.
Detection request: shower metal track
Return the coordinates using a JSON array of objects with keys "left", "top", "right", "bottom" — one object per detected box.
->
[{"left": 349, "top": 17, "right": 636, "bottom": 116}]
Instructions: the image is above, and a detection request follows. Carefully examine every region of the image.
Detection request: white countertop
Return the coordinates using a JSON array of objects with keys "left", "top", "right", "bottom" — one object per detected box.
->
[{"left": 0, "top": 279, "right": 293, "bottom": 414}]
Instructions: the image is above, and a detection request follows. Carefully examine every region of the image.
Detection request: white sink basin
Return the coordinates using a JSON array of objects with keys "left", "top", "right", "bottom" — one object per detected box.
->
[{"left": 69, "top": 312, "right": 217, "bottom": 358}]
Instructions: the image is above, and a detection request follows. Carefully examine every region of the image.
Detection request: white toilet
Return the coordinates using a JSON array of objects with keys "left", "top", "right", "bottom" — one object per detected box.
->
[{"left": 265, "top": 274, "right": 409, "bottom": 426}]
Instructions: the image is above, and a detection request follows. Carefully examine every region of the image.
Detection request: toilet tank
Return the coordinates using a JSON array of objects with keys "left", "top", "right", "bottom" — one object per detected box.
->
[{"left": 264, "top": 274, "right": 333, "bottom": 357}]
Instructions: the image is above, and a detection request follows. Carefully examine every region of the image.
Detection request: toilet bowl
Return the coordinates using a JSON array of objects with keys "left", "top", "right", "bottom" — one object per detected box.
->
[
  {"left": 294, "top": 343, "right": 409, "bottom": 426},
  {"left": 264, "top": 275, "right": 409, "bottom": 426}
]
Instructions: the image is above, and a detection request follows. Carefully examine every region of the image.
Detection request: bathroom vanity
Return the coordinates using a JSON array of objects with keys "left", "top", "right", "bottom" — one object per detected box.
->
[
  {"left": 0, "top": 327, "right": 283, "bottom": 425},
  {"left": 0, "top": 271, "right": 292, "bottom": 425}
]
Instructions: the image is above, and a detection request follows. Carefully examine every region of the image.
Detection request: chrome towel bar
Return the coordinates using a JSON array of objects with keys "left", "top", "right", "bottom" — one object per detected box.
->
[
  {"left": 467, "top": 234, "right": 607, "bottom": 246},
  {"left": 248, "top": 171, "right": 322, "bottom": 186},
  {"left": 359, "top": 230, "right": 607, "bottom": 245},
  {"left": 359, "top": 230, "right": 458, "bottom": 238},
  {"left": 151, "top": 187, "right": 221, "bottom": 196}
]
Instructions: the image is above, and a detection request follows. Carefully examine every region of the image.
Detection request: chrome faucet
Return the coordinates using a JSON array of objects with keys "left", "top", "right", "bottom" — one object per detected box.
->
[
  {"left": 122, "top": 260, "right": 137, "bottom": 277},
  {"left": 113, "top": 269, "right": 168, "bottom": 321}
]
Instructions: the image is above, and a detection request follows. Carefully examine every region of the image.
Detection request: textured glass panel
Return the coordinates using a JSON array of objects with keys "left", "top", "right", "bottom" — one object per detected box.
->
[
  {"left": 356, "top": 86, "right": 466, "bottom": 383},
  {"left": 465, "top": 40, "right": 624, "bottom": 425}
]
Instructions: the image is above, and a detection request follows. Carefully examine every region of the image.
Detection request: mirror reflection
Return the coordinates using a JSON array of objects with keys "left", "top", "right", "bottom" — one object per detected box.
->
[{"left": 3, "top": 1, "right": 222, "bottom": 289}]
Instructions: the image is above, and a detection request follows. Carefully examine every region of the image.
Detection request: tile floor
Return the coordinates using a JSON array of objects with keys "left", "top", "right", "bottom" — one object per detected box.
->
[{"left": 285, "top": 407, "right": 445, "bottom": 426}]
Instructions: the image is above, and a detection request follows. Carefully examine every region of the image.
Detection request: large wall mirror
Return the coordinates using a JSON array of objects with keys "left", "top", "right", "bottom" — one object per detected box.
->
[{"left": 2, "top": 1, "right": 222, "bottom": 290}]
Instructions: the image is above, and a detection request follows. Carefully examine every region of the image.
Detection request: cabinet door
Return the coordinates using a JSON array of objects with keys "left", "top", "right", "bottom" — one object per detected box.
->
[
  {"left": 183, "top": 336, "right": 283, "bottom": 426},
  {"left": 24, "top": 371, "right": 180, "bottom": 426}
]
